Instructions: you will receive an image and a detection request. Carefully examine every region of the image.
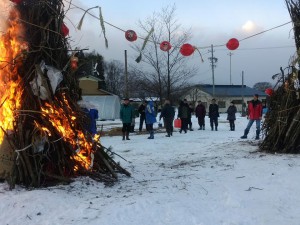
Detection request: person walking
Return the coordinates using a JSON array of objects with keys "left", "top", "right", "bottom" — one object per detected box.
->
[
  {"left": 159, "top": 99, "right": 175, "bottom": 137},
  {"left": 227, "top": 101, "right": 237, "bottom": 131},
  {"left": 145, "top": 100, "right": 157, "bottom": 139},
  {"left": 195, "top": 100, "right": 206, "bottom": 130},
  {"left": 138, "top": 101, "right": 147, "bottom": 132},
  {"left": 241, "top": 94, "right": 263, "bottom": 140},
  {"left": 208, "top": 98, "right": 219, "bottom": 131},
  {"left": 178, "top": 100, "right": 189, "bottom": 133},
  {"left": 120, "top": 98, "right": 134, "bottom": 140}
]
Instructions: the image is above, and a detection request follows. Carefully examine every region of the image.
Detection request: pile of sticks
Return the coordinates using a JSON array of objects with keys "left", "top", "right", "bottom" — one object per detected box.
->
[
  {"left": 0, "top": 0, "right": 130, "bottom": 189},
  {"left": 260, "top": 0, "right": 300, "bottom": 153},
  {"left": 260, "top": 73, "right": 300, "bottom": 153}
]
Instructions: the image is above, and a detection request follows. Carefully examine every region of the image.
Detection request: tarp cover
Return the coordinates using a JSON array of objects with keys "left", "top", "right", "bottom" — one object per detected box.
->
[{"left": 81, "top": 95, "right": 120, "bottom": 120}]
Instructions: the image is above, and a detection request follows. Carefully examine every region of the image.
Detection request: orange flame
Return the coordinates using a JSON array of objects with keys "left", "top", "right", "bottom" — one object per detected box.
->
[
  {"left": 0, "top": 9, "right": 25, "bottom": 144},
  {"left": 41, "top": 93, "right": 94, "bottom": 170},
  {"left": 0, "top": 7, "right": 94, "bottom": 172}
]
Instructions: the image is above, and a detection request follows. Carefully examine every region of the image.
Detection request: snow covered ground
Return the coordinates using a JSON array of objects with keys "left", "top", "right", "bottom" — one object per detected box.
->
[{"left": 1, "top": 114, "right": 300, "bottom": 225}]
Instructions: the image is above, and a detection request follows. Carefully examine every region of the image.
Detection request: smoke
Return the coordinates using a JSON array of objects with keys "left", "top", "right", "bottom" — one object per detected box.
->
[{"left": 0, "top": 1, "right": 12, "bottom": 33}]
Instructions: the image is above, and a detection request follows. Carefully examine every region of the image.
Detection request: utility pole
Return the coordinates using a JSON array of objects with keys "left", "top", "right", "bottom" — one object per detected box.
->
[
  {"left": 241, "top": 71, "right": 246, "bottom": 116},
  {"left": 124, "top": 50, "right": 128, "bottom": 98},
  {"left": 228, "top": 52, "right": 233, "bottom": 85},
  {"left": 208, "top": 44, "right": 218, "bottom": 97}
]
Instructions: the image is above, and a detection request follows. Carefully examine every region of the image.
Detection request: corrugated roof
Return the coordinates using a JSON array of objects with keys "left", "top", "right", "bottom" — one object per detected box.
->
[{"left": 196, "top": 84, "right": 267, "bottom": 97}]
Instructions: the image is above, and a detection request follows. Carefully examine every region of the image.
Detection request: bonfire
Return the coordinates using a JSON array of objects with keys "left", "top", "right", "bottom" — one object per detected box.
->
[{"left": 0, "top": 0, "right": 130, "bottom": 189}]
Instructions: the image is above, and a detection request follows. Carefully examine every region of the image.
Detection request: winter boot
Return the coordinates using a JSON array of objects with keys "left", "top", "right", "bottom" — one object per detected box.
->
[
  {"left": 150, "top": 131, "right": 154, "bottom": 139},
  {"left": 241, "top": 129, "right": 249, "bottom": 139},
  {"left": 255, "top": 130, "right": 260, "bottom": 140},
  {"left": 232, "top": 124, "right": 235, "bottom": 131},
  {"left": 203, "top": 126, "right": 205, "bottom": 130},
  {"left": 126, "top": 132, "right": 130, "bottom": 140},
  {"left": 198, "top": 126, "right": 202, "bottom": 130},
  {"left": 122, "top": 132, "right": 125, "bottom": 141},
  {"left": 148, "top": 131, "right": 154, "bottom": 139},
  {"left": 211, "top": 126, "right": 214, "bottom": 131},
  {"left": 215, "top": 126, "right": 218, "bottom": 131}
]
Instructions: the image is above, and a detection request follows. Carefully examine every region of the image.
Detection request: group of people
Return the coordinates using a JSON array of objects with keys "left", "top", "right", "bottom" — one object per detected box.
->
[
  {"left": 192, "top": 94, "right": 262, "bottom": 139},
  {"left": 120, "top": 98, "right": 157, "bottom": 140},
  {"left": 120, "top": 94, "right": 263, "bottom": 140}
]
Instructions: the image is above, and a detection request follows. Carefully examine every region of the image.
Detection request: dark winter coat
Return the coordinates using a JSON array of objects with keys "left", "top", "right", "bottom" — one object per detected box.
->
[
  {"left": 248, "top": 100, "right": 263, "bottom": 120},
  {"left": 195, "top": 104, "right": 206, "bottom": 118},
  {"left": 178, "top": 102, "right": 189, "bottom": 119},
  {"left": 160, "top": 103, "right": 175, "bottom": 120},
  {"left": 188, "top": 105, "right": 194, "bottom": 118},
  {"left": 145, "top": 101, "right": 157, "bottom": 124},
  {"left": 227, "top": 105, "right": 237, "bottom": 120},
  {"left": 120, "top": 104, "right": 134, "bottom": 124},
  {"left": 138, "top": 103, "right": 146, "bottom": 118},
  {"left": 209, "top": 103, "right": 219, "bottom": 119}
]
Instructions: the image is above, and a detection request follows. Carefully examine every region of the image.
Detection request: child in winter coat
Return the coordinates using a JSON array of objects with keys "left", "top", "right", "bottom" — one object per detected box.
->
[
  {"left": 145, "top": 101, "right": 157, "bottom": 139},
  {"left": 227, "top": 101, "right": 237, "bottom": 131},
  {"left": 195, "top": 100, "right": 206, "bottom": 130}
]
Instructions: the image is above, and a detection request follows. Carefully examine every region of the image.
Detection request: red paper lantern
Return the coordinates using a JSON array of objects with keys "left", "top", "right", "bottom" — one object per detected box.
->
[
  {"left": 61, "top": 23, "right": 69, "bottom": 37},
  {"left": 180, "top": 43, "right": 195, "bottom": 56},
  {"left": 265, "top": 88, "right": 274, "bottom": 96},
  {"left": 160, "top": 41, "right": 172, "bottom": 51},
  {"left": 70, "top": 56, "right": 78, "bottom": 70},
  {"left": 125, "top": 30, "right": 137, "bottom": 42},
  {"left": 10, "top": 0, "right": 23, "bottom": 4},
  {"left": 226, "top": 38, "right": 239, "bottom": 50}
]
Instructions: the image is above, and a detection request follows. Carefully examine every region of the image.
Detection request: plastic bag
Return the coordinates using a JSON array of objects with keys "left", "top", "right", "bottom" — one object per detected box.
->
[{"left": 30, "top": 61, "right": 63, "bottom": 100}]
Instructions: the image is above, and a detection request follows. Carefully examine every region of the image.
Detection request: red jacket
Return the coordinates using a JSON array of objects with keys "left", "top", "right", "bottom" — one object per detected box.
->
[{"left": 248, "top": 100, "right": 262, "bottom": 120}]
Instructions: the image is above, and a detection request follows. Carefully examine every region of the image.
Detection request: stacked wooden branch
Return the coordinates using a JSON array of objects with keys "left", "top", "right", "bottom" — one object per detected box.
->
[
  {"left": 260, "top": 0, "right": 300, "bottom": 154},
  {"left": 260, "top": 73, "right": 300, "bottom": 153},
  {"left": 0, "top": 0, "right": 130, "bottom": 189}
]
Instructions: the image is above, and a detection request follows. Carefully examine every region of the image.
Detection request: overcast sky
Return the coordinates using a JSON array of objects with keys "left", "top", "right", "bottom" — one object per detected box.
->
[{"left": 64, "top": 0, "right": 295, "bottom": 87}]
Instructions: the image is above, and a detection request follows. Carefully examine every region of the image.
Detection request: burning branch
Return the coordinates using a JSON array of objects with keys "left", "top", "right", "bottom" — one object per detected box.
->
[{"left": 0, "top": 0, "right": 130, "bottom": 189}]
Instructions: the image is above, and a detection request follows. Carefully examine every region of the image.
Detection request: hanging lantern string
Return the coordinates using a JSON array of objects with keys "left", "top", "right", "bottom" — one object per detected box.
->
[
  {"left": 199, "top": 21, "right": 293, "bottom": 50},
  {"left": 239, "top": 21, "right": 292, "bottom": 42},
  {"left": 195, "top": 48, "right": 204, "bottom": 62},
  {"left": 64, "top": 0, "right": 292, "bottom": 51},
  {"left": 64, "top": 0, "right": 126, "bottom": 32}
]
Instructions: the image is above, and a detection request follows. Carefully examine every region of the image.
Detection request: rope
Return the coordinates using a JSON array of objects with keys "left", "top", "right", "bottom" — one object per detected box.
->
[{"left": 63, "top": 0, "right": 293, "bottom": 50}]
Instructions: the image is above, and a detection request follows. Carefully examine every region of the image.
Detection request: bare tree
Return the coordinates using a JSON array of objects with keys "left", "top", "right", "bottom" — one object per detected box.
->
[
  {"left": 104, "top": 60, "right": 125, "bottom": 96},
  {"left": 253, "top": 82, "right": 272, "bottom": 92},
  {"left": 132, "top": 4, "right": 197, "bottom": 105}
]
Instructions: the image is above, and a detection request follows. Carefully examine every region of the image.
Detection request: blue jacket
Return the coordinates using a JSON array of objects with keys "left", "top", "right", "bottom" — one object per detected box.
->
[{"left": 145, "top": 101, "right": 157, "bottom": 124}]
